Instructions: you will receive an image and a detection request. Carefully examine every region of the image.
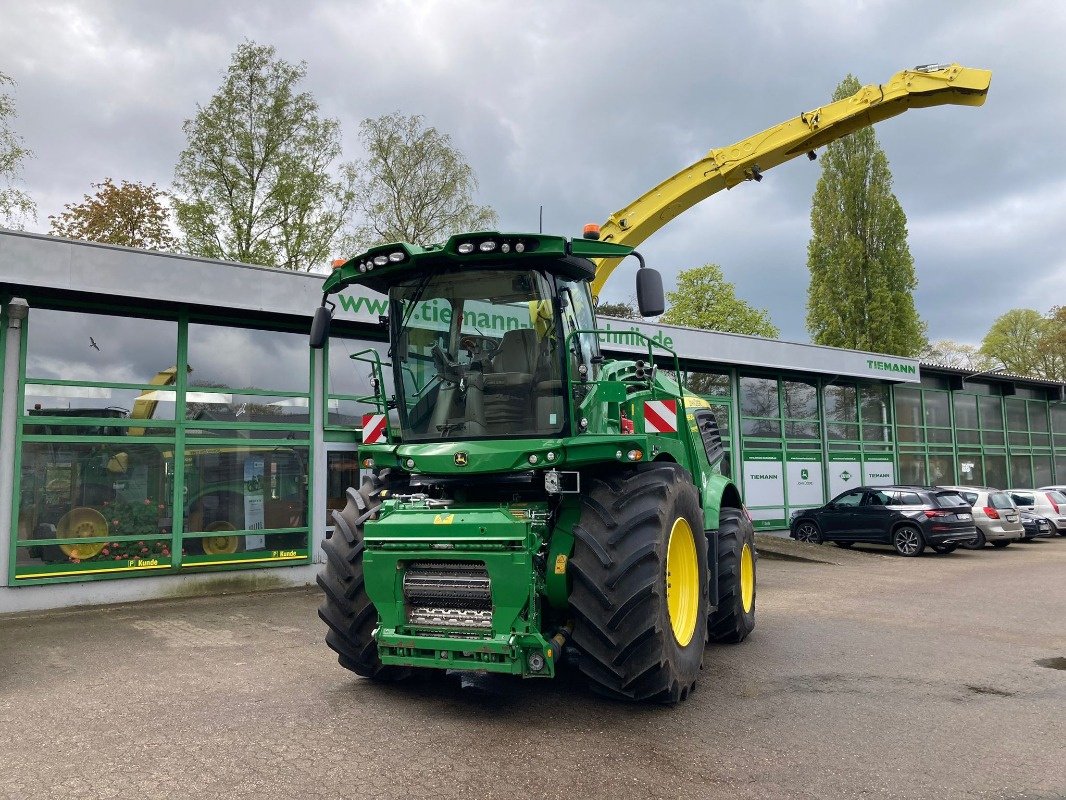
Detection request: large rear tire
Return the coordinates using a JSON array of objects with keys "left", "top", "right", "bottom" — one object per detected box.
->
[
  {"left": 569, "top": 464, "right": 709, "bottom": 704},
  {"left": 317, "top": 474, "right": 408, "bottom": 681},
  {"left": 708, "top": 508, "right": 757, "bottom": 643}
]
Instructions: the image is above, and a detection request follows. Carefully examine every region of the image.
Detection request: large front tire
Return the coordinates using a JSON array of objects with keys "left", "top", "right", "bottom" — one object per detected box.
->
[
  {"left": 569, "top": 465, "right": 709, "bottom": 704},
  {"left": 317, "top": 475, "right": 408, "bottom": 681},
  {"left": 708, "top": 508, "right": 757, "bottom": 643}
]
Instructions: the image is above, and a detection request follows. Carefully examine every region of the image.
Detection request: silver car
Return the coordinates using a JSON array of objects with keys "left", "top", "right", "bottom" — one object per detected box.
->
[
  {"left": 1011, "top": 488, "right": 1066, "bottom": 536},
  {"left": 939, "top": 486, "right": 1024, "bottom": 548}
]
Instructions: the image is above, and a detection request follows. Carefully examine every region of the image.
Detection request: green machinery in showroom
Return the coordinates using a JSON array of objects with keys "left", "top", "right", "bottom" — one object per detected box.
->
[{"left": 311, "top": 64, "right": 990, "bottom": 702}]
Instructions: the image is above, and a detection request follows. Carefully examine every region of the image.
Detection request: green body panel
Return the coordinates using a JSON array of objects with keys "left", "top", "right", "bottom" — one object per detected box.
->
[
  {"left": 362, "top": 499, "right": 555, "bottom": 677},
  {"left": 320, "top": 233, "right": 743, "bottom": 678}
]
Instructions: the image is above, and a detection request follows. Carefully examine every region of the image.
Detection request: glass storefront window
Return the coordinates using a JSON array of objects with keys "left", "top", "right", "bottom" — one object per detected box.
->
[
  {"left": 685, "top": 370, "right": 730, "bottom": 397},
  {"left": 957, "top": 455, "right": 982, "bottom": 485},
  {"left": 16, "top": 442, "right": 175, "bottom": 575},
  {"left": 983, "top": 454, "right": 1008, "bottom": 489},
  {"left": 185, "top": 391, "right": 310, "bottom": 424},
  {"left": 1033, "top": 455, "right": 1053, "bottom": 487},
  {"left": 742, "top": 418, "right": 781, "bottom": 438},
  {"left": 24, "top": 384, "right": 178, "bottom": 421},
  {"left": 325, "top": 450, "right": 361, "bottom": 528},
  {"left": 328, "top": 340, "right": 392, "bottom": 426},
  {"left": 893, "top": 387, "right": 921, "bottom": 427},
  {"left": 783, "top": 379, "right": 818, "bottom": 421},
  {"left": 860, "top": 384, "right": 890, "bottom": 425},
  {"left": 898, "top": 452, "right": 926, "bottom": 484},
  {"left": 182, "top": 445, "right": 309, "bottom": 535},
  {"left": 740, "top": 376, "right": 779, "bottom": 419},
  {"left": 25, "top": 308, "right": 178, "bottom": 385},
  {"left": 1010, "top": 455, "right": 1033, "bottom": 488},
  {"left": 953, "top": 394, "right": 979, "bottom": 430},
  {"left": 187, "top": 323, "right": 309, "bottom": 394},
  {"left": 1005, "top": 398, "right": 1028, "bottom": 432},
  {"left": 923, "top": 391, "right": 951, "bottom": 428},
  {"left": 824, "top": 384, "right": 857, "bottom": 422},
  {"left": 927, "top": 453, "right": 955, "bottom": 485},
  {"left": 1028, "top": 401, "right": 1049, "bottom": 433}
]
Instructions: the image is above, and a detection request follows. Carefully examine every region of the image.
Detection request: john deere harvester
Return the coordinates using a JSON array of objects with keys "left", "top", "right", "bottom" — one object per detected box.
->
[{"left": 311, "top": 64, "right": 990, "bottom": 702}]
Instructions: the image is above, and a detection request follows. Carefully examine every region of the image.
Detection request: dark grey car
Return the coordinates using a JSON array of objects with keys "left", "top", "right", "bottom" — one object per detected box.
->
[{"left": 789, "top": 485, "right": 977, "bottom": 557}]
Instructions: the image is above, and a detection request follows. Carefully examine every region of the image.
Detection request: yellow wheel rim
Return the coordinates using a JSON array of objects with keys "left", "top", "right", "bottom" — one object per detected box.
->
[
  {"left": 666, "top": 517, "right": 700, "bottom": 647},
  {"left": 56, "top": 507, "right": 108, "bottom": 560},
  {"left": 740, "top": 542, "right": 755, "bottom": 613},
  {"left": 202, "top": 521, "right": 239, "bottom": 555}
]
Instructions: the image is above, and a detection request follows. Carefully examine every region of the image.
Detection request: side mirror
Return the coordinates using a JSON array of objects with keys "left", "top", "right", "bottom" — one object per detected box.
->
[
  {"left": 636, "top": 268, "right": 665, "bottom": 317},
  {"left": 310, "top": 305, "right": 332, "bottom": 349}
]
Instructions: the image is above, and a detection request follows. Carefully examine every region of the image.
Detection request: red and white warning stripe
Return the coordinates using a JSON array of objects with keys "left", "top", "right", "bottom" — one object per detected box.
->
[
  {"left": 644, "top": 399, "right": 678, "bottom": 434},
  {"left": 361, "top": 413, "right": 387, "bottom": 444}
]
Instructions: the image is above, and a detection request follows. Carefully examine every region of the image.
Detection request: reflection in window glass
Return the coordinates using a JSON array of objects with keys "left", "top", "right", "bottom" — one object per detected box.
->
[
  {"left": 824, "top": 384, "right": 857, "bottom": 422},
  {"left": 783, "top": 380, "right": 818, "bottom": 420},
  {"left": 1033, "top": 456, "right": 1053, "bottom": 487},
  {"left": 182, "top": 445, "right": 309, "bottom": 535},
  {"left": 187, "top": 323, "right": 308, "bottom": 394},
  {"left": 686, "top": 371, "right": 731, "bottom": 397},
  {"left": 1005, "top": 399, "right": 1028, "bottom": 431},
  {"left": 25, "top": 308, "right": 178, "bottom": 384},
  {"left": 17, "top": 442, "right": 174, "bottom": 563},
  {"left": 740, "top": 376, "right": 778, "bottom": 420},
  {"left": 893, "top": 388, "right": 921, "bottom": 427},
  {"left": 328, "top": 340, "right": 393, "bottom": 426},
  {"left": 708, "top": 404, "right": 731, "bottom": 439},
  {"left": 983, "top": 454, "right": 1008, "bottom": 489},
  {"left": 1027, "top": 401, "right": 1049, "bottom": 433},
  {"left": 1010, "top": 456, "right": 1033, "bottom": 488},
  {"left": 741, "top": 418, "right": 781, "bottom": 438},
  {"left": 957, "top": 456, "right": 982, "bottom": 485},
  {"left": 898, "top": 453, "right": 926, "bottom": 484},
  {"left": 953, "top": 394, "right": 978, "bottom": 429},
  {"left": 185, "top": 392, "right": 310, "bottom": 424},
  {"left": 326, "top": 451, "right": 361, "bottom": 528},
  {"left": 827, "top": 422, "right": 859, "bottom": 441},
  {"left": 927, "top": 454, "right": 955, "bottom": 484},
  {"left": 25, "top": 384, "right": 177, "bottom": 421},
  {"left": 862, "top": 424, "right": 891, "bottom": 443},
  {"left": 923, "top": 391, "right": 951, "bottom": 428},
  {"left": 860, "top": 384, "right": 890, "bottom": 425},
  {"left": 979, "top": 396, "right": 1003, "bottom": 430},
  {"left": 785, "top": 421, "right": 819, "bottom": 439}
]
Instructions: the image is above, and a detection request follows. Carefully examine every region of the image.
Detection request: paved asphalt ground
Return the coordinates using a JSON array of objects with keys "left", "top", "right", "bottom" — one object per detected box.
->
[{"left": 2, "top": 537, "right": 1064, "bottom": 800}]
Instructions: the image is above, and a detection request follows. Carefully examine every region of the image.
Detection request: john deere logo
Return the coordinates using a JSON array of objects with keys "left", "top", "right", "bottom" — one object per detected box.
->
[
  {"left": 454, "top": 452, "right": 468, "bottom": 466},
  {"left": 800, "top": 468, "right": 810, "bottom": 481}
]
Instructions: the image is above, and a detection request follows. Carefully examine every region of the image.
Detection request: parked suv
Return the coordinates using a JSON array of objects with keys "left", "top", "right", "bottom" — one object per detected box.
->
[
  {"left": 940, "top": 486, "right": 1024, "bottom": 549},
  {"left": 789, "top": 485, "right": 977, "bottom": 557},
  {"left": 1011, "top": 488, "right": 1066, "bottom": 536}
]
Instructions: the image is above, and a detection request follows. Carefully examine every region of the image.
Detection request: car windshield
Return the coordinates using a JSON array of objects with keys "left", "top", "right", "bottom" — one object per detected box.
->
[
  {"left": 934, "top": 492, "right": 968, "bottom": 508},
  {"left": 389, "top": 268, "right": 565, "bottom": 442},
  {"left": 988, "top": 492, "right": 1015, "bottom": 509}
]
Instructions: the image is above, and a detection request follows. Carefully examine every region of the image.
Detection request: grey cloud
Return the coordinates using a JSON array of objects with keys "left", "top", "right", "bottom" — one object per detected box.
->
[{"left": 2, "top": 0, "right": 1063, "bottom": 345}]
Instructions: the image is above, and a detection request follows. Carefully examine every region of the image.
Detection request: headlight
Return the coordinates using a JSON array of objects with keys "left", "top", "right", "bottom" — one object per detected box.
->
[{"left": 789, "top": 509, "right": 802, "bottom": 520}]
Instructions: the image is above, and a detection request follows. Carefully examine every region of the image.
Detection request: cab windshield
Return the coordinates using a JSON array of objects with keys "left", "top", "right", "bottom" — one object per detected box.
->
[{"left": 390, "top": 268, "right": 567, "bottom": 441}]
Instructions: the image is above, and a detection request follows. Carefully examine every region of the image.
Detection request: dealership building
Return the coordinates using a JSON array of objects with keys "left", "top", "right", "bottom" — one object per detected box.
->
[{"left": 2, "top": 228, "right": 1064, "bottom": 612}]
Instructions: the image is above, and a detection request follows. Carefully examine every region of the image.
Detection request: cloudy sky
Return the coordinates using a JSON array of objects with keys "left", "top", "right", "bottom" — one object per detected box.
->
[{"left": 1, "top": 0, "right": 1063, "bottom": 345}]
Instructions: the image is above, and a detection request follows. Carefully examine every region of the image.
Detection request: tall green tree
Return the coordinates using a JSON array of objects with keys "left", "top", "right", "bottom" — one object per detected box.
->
[
  {"left": 805, "top": 74, "right": 924, "bottom": 356},
  {"left": 660, "top": 263, "right": 780, "bottom": 337},
  {"left": 0, "top": 71, "right": 36, "bottom": 228},
  {"left": 49, "top": 178, "right": 177, "bottom": 250},
  {"left": 980, "top": 307, "right": 1064, "bottom": 380},
  {"left": 352, "top": 112, "right": 496, "bottom": 248},
  {"left": 173, "top": 41, "right": 356, "bottom": 271}
]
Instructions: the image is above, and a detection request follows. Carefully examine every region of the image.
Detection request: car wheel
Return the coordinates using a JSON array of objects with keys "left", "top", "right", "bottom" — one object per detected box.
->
[
  {"left": 960, "top": 530, "right": 986, "bottom": 550},
  {"left": 990, "top": 540, "right": 1011, "bottom": 548},
  {"left": 931, "top": 543, "right": 957, "bottom": 554},
  {"left": 794, "top": 521, "right": 822, "bottom": 544},
  {"left": 892, "top": 525, "right": 925, "bottom": 557},
  {"left": 833, "top": 541, "right": 853, "bottom": 549}
]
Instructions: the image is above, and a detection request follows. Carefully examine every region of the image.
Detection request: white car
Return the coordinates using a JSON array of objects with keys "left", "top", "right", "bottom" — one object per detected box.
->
[
  {"left": 1011, "top": 489, "right": 1066, "bottom": 536},
  {"left": 939, "top": 486, "right": 1024, "bottom": 548}
]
